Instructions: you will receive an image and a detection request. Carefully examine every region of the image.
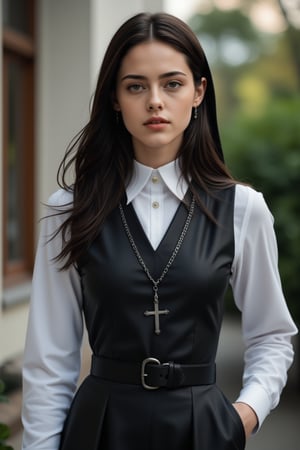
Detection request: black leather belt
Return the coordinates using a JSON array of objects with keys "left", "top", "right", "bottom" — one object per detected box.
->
[{"left": 91, "top": 355, "right": 216, "bottom": 390}]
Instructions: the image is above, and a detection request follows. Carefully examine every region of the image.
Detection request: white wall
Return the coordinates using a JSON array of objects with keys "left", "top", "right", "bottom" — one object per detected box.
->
[{"left": 36, "top": 0, "right": 92, "bottom": 213}]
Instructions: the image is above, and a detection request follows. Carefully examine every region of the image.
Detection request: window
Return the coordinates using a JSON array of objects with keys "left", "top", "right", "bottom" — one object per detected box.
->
[{"left": 2, "top": 0, "right": 35, "bottom": 289}]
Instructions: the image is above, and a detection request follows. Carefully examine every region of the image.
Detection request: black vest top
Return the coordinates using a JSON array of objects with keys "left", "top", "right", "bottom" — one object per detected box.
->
[
  {"left": 78, "top": 186, "right": 235, "bottom": 366},
  {"left": 60, "top": 186, "right": 247, "bottom": 450}
]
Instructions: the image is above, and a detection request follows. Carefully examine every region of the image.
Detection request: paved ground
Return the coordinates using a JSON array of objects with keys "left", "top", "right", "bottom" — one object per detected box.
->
[{"left": 4, "top": 316, "right": 300, "bottom": 450}]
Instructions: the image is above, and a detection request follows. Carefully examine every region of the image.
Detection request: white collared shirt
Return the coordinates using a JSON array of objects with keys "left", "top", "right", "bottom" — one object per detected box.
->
[
  {"left": 21, "top": 160, "right": 297, "bottom": 450},
  {"left": 127, "top": 159, "right": 188, "bottom": 249}
]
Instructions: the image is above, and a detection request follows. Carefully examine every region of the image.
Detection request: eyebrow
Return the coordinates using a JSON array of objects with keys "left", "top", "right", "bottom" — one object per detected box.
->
[{"left": 120, "top": 71, "right": 188, "bottom": 82}]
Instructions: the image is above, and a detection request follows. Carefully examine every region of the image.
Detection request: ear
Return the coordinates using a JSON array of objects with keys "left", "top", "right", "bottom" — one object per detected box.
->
[{"left": 193, "top": 77, "right": 207, "bottom": 108}]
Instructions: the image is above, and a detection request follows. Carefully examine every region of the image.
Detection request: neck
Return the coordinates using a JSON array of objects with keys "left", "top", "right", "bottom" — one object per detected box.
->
[
  {"left": 134, "top": 154, "right": 176, "bottom": 169},
  {"left": 132, "top": 138, "right": 182, "bottom": 169},
  {"left": 133, "top": 145, "right": 179, "bottom": 168}
]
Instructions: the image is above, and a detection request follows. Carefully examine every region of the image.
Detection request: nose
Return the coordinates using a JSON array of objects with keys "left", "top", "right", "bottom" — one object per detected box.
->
[
  {"left": 147, "top": 87, "right": 163, "bottom": 111},
  {"left": 147, "top": 102, "right": 163, "bottom": 111}
]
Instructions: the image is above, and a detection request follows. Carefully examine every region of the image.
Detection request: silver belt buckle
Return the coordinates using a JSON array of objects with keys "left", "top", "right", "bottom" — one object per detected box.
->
[{"left": 141, "top": 357, "right": 161, "bottom": 390}]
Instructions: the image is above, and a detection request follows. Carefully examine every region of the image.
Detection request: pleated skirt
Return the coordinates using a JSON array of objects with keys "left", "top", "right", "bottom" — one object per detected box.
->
[{"left": 59, "top": 375, "right": 245, "bottom": 450}]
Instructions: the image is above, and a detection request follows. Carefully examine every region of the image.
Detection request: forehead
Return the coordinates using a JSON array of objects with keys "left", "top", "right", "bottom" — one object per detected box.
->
[{"left": 118, "top": 40, "right": 192, "bottom": 77}]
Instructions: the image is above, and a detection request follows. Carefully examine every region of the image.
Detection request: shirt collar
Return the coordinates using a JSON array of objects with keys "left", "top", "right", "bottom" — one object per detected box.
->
[{"left": 126, "top": 159, "right": 189, "bottom": 204}]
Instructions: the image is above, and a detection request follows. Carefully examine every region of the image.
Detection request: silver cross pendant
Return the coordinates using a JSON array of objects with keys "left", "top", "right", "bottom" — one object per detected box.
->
[{"left": 144, "top": 288, "right": 169, "bottom": 335}]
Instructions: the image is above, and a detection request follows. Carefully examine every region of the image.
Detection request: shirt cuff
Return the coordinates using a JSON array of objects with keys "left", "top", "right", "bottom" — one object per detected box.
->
[{"left": 235, "top": 383, "right": 271, "bottom": 432}]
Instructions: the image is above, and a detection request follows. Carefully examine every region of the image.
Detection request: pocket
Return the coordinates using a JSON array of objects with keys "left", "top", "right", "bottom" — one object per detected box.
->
[
  {"left": 191, "top": 385, "right": 246, "bottom": 450},
  {"left": 216, "top": 386, "right": 246, "bottom": 449}
]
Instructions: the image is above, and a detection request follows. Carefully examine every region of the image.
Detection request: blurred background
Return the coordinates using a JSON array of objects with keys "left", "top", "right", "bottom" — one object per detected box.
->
[{"left": 0, "top": 0, "right": 299, "bottom": 449}]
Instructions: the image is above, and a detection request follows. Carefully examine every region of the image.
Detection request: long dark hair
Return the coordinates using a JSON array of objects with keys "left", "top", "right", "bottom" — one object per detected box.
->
[{"left": 54, "top": 12, "right": 235, "bottom": 269}]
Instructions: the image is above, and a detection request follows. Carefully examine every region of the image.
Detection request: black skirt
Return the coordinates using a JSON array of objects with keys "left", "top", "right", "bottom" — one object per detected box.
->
[{"left": 59, "top": 375, "right": 245, "bottom": 450}]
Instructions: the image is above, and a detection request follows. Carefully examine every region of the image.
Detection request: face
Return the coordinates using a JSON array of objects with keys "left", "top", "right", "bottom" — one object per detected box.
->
[{"left": 114, "top": 40, "right": 206, "bottom": 168}]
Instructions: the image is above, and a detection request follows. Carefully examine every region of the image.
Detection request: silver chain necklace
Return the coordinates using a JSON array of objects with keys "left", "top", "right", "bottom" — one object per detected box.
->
[{"left": 119, "top": 196, "right": 195, "bottom": 335}]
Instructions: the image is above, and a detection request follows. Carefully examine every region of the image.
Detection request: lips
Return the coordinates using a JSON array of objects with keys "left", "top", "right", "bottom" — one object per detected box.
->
[{"left": 144, "top": 116, "right": 170, "bottom": 125}]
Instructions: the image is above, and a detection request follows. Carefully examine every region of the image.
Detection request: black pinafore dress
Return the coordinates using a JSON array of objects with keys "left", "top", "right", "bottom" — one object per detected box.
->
[{"left": 59, "top": 186, "right": 246, "bottom": 450}]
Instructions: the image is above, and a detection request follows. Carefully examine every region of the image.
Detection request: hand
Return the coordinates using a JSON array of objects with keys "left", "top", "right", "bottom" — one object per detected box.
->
[{"left": 232, "top": 402, "right": 258, "bottom": 439}]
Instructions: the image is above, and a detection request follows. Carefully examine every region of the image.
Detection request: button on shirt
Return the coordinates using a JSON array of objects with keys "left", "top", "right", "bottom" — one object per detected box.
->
[
  {"left": 21, "top": 160, "right": 297, "bottom": 450},
  {"left": 126, "top": 159, "right": 188, "bottom": 250}
]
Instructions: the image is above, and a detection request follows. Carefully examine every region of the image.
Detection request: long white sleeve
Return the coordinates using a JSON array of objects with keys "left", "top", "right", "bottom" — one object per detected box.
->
[
  {"left": 231, "top": 185, "right": 297, "bottom": 427},
  {"left": 22, "top": 190, "right": 83, "bottom": 450}
]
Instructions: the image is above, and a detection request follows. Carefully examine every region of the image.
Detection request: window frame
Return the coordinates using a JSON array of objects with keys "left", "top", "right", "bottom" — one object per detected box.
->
[{"left": 2, "top": 0, "right": 35, "bottom": 288}]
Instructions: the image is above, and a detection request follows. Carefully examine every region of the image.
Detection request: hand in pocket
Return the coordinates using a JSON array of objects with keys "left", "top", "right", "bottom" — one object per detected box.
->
[{"left": 232, "top": 402, "right": 258, "bottom": 439}]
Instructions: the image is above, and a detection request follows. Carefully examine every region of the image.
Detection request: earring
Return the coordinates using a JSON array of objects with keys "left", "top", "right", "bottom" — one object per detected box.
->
[
  {"left": 193, "top": 107, "right": 198, "bottom": 120},
  {"left": 116, "top": 111, "right": 120, "bottom": 124}
]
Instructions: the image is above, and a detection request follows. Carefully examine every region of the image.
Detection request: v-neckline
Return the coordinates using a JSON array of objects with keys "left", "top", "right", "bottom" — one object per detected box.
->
[{"left": 120, "top": 192, "right": 192, "bottom": 279}]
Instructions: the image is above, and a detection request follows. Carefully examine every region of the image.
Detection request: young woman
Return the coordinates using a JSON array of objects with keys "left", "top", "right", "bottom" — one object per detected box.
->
[{"left": 21, "top": 12, "right": 297, "bottom": 450}]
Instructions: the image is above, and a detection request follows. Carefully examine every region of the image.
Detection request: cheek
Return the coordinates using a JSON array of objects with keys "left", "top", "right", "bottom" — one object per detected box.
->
[
  {"left": 120, "top": 108, "right": 139, "bottom": 134},
  {"left": 119, "top": 98, "right": 139, "bottom": 119},
  {"left": 178, "top": 103, "right": 193, "bottom": 128}
]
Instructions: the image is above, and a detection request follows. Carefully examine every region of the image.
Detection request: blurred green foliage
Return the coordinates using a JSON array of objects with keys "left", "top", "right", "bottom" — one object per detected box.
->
[
  {"left": 222, "top": 96, "right": 300, "bottom": 325},
  {"left": 190, "top": 3, "right": 300, "bottom": 326},
  {"left": 189, "top": 5, "right": 299, "bottom": 120}
]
